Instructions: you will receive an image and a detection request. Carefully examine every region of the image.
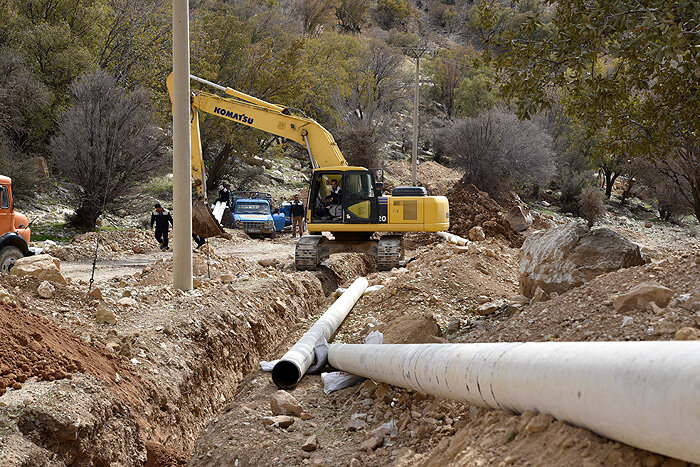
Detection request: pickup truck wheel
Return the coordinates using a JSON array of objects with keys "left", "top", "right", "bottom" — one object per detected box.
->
[{"left": 0, "top": 246, "right": 24, "bottom": 273}]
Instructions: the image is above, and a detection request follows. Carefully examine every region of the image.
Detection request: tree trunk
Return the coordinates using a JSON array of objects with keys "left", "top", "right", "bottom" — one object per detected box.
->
[
  {"left": 620, "top": 177, "right": 635, "bottom": 206},
  {"left": 602, "top": 168, "right": 619, "bottom": 199},
  {"left": 69, "top": 202, "right": 102, "bottom": 230}
]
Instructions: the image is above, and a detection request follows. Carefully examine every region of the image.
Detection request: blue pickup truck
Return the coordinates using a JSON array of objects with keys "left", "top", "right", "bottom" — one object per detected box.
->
[{"left": 231, "top": 192, "right": 285, "bottom": 238}]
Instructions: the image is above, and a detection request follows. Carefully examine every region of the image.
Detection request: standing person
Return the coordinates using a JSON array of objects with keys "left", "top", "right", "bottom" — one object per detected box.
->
[
  {"left": 290, "top": 193, "right": 305, "bottom": 237},
  {"left": 150, "top": 203, "right": 173, "bottom": 251},
  {"left": 218, "top": 182, "right": 231, "bottom": 205}
]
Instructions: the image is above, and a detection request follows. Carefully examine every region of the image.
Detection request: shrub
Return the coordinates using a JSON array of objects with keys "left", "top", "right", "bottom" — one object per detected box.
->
[
  {"left": 431, "top": 108, "right": 556, "bottom": 198},
  {"left": 143, "top": 176, "right": 173, "bottom": 201},
  {"left": 376, "top": 0, "right": 411, "bottom": 29},
  {"left": 577, "top": 186, "right": 606, "bottom": 227},
  {"left": 559, "top": 172, "right": 592, "bottom": 215}
]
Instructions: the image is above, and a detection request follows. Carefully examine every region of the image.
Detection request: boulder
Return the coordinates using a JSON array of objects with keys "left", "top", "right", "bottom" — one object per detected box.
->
[
  {"left": 475, "top": 300, "right": 505, "bottom": 315},
  {"left": 117, "top": 297, "right": 137, "bottom": 307},
  {"left": 88, "top": 287, "right": 104, "bottom": 301},
  {"left": 270, "top": 390, "right": 302, "bottom": 417},
  {"left": 675, "top": 327, "right": 700, "bottom": 340},
  {"left": 468, "top": 226, "right": 486, "bottom": 242},
  {"left": 301, "top": 435, "right": 318, "bottom": 452},
  {"left": 10, "top": 254, "right": 67, "bottom": 285},
  {"left": 519, "top": 220, "right": 647, "bottom": 298},
  {"left": 262, "top": 415, "right": 295, "bottom": 428},
  {"left": 37, "top": 281, "right": 55, "bottom": 299},
  {"left": 613, "top": 283, "right": 674, "bottom": 313},
  {"left": 95, "top": 303, "right": 117, "bottom": 325},
  {"left": 505, "top": 205, "right": 533, "bottom": 232}
]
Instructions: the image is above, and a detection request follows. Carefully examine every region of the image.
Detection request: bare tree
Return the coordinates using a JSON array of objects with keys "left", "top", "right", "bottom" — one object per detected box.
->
[
  {"left": 51, "top": 70, "right": 166, "bottom": 229},
  {"left": 655, "top": 140, "right": 700, "bottom": 222},
  {"left": 332, "top": 42, "right": 408, "bottom": 168},
  {"left": 433, "top": 108, "right": 556, "bottom": 197}
]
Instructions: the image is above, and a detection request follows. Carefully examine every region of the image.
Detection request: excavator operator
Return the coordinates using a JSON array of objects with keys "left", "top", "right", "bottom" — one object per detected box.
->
[{"left": 323, "top": 179, "right": 342, "bottom": 220}]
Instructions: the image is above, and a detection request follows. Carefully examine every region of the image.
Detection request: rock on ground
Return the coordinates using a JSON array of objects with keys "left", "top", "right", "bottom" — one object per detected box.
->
[
  {"left": 270, "top": 390, "right": 302, "bottom": 417},
  {"left": 10, "top": 254, "right": 66, "bottom": 285},
  {"left": 519, "top": 220, "right": 647, "bottom": 297},
  {"left": 505, "top": 205, "right": 533, "bottom": 232},
  {"left": 95, "top": 302, "right": 117, "bottom": 325},
  {"left": 36, "top": 281, "right": 55, "bottom": 299},
  {"left": 613, "top": 283, "right": 674, "bottom": 313}
]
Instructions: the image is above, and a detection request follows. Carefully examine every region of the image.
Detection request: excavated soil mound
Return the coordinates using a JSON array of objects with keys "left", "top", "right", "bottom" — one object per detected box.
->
[
  {"left": 0, "top": 302, "right": 143, "bottom": 403},
  {"left": 446, "top": 179, "right": 523, "bottom": 247},
  {"left": 382, "top": 313, "right": 446, "bottom": 344},
  {"left": 45, "top": 229, "right": 159, "bottom": 261},
  {"left": 386, "top": 160, "right": 461, "bottom": 195},
  {"left": 465, "top": 254, "right": 700, "bottom": 343}
]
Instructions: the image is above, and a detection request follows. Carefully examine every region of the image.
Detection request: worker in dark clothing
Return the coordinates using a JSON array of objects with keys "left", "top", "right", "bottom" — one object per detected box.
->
[
  {"left": 323, "top": 179, "right": 342, "bottom": 219},
  {"left": 192, "top": 233, "right": 206, "bottom": 249},
  {"left": 217, "top": 182, "right": 231, "bottom": 205},
  {"left": 150, "top": 203, "right": 173, "bottom": 250},
  {"left": 290, "top": 194, "right": 305, "bottom": 237}
]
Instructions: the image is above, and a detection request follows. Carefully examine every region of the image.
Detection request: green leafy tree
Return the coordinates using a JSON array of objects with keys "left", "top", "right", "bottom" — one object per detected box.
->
[
  {"left": 192, "top": 2, "right": 308, "bottom": 191},
  {"left": 495, "top": 0, "right": 700, "bottom": 220},
  {"left": 375, "top": 0, "right": 412, "bottom": 29},
  {"left": 336, "top": 0, "right": 371, "bottom": 33}
]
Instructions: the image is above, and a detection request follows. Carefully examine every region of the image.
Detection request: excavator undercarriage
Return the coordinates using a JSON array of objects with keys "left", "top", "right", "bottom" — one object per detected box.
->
[{"left": 295, "top": 234, "right": 404, "bottom": 271}]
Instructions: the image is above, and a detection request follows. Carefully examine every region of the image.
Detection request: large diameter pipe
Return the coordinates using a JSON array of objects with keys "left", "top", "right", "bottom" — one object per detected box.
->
[
  {"left": 272, "top": 277, "right": 368, "bottom": 389},
  {"left": 172, "top": 0, "right": 193, "bottom": 290},
  {"left": 437, "top": 231, "right": 470, "bottom": 245},
  {"left": 328, "top": 342, "right": 700, "bottom": 464}
]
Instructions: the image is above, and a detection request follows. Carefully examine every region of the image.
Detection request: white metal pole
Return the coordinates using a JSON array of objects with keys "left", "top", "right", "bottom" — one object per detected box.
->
[
  {"left": 328, "top": 341, "right": 700, "bottom": 464},
  {"left": 172, "top": 0, "right": 193, "bottom": 290},
  {"left": 272, "top": 277, "right": 368, "bottom": 389},
  {"left": 411, "top": 56, "right": 420, "bottom": 187}
]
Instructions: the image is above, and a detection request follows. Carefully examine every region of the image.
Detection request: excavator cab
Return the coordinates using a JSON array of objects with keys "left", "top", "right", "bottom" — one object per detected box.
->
[{"left": 309, "top": 168, "right": 380, "bottom": 225}]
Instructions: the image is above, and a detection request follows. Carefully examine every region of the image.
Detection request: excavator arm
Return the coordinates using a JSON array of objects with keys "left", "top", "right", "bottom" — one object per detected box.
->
[{"left": 167, "top": 73, "right": 347, "bottom": 180}]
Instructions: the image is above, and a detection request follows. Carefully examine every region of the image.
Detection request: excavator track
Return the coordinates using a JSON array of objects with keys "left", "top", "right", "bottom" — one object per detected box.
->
[
  {"left": 295, "top": 235, "right": 325, "bottom": 271},
  {"left": 377, "top": 235, "right": 404, "bottom": 271}
]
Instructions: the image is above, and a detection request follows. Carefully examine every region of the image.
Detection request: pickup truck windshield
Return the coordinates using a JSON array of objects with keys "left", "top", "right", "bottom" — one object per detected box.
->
[{"left": 235, "top": 203, "right": 268, "bottom": 214}]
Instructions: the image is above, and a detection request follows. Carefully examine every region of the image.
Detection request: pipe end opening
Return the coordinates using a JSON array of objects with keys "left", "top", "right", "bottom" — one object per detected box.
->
[{"left": 272, "top": 360, "right": 301, "bottom": 389}]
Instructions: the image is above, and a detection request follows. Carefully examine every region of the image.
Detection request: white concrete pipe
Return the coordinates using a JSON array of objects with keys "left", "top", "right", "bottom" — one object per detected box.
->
[
  {"left": 328, "top": 342, "right": 700, "bottom": 464},
  {"left": 272, "top": 277, "right": 368, "bottom": 389},
  {"left": 437, "top": 231, "right": 470, "bottom": 245}
]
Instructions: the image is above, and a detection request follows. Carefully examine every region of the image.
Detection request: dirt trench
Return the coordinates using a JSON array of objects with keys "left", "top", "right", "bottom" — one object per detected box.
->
[{"left": 0, "top": 235, "right": 375, "bottom": 465}]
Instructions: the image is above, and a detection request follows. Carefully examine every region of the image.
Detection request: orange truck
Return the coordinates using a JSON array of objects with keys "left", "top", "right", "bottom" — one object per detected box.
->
[{"left": 0, "top": 175, "right": 33, "bottom": 272}]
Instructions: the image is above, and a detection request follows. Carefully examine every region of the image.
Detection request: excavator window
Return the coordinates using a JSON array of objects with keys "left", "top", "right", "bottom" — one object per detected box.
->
[
  {"left": 0, "top": 186, "right": 9, "bottom": 210},
  {"left": 344, "top": 172, "right": 374, "bottom": 221},
  {"left": 312, "top": 172, "right": 342, "bottom": 222}
]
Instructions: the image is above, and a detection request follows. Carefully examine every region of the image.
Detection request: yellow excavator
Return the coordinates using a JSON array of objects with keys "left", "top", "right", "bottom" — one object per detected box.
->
[{"left": 167, "top": 73, "right": 449, "bottom": 270}]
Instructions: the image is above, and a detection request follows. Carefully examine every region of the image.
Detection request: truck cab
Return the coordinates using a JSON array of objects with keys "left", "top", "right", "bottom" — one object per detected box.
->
[
  {"left": 0, "top": 176, "right": 33, "bottom": 272},
  {"left": 230, "top": 192, "right": 285, "bottom": 238}
]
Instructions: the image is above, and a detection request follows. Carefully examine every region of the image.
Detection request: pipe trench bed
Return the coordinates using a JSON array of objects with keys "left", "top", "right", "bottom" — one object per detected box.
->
[
  {"left": 271, "top": 277, "right": 368, "bottom": 389},
  {"left": 327, "top": 341, "right": 700, "bottom": 464}
]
